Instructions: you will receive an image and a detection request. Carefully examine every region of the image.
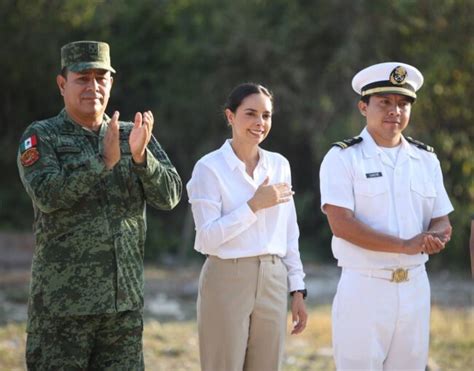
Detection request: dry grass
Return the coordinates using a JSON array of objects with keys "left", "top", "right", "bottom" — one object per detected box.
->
[
  {"left": 1, "top": 305, "right": 472, "bottom": 370},
  {"left": 429, "top": 306, "right": 474, "bottom": 370},
  {"left": 0, "top": 322, "right": 26, "bottom": 371},
  {"left": 143, "top": 320, "right": 200, "bottom": 371}
]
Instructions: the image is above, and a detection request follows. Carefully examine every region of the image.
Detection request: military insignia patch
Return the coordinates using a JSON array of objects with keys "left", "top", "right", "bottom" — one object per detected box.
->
[
  {"left": 20, "top": 147, "right": 40, "bottom": 167},
  {"left": 20, "top": 134, "right": 38, "bottom": 153},
  {"left": 390, "top": 66, "right": 407, "bottom": 85},
  {"left": 88, "top": 43, "right": 99, "bottom": 56},
  {"left": 331, "top": 136, "right": 363, "bottom": 149}
]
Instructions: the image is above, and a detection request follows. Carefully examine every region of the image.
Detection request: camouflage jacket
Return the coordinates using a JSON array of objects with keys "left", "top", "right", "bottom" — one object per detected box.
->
[{"left": 17, "top": 109, "right": 182, "bottom": 324}]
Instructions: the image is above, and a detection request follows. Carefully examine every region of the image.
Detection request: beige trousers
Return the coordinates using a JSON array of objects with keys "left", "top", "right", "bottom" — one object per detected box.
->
[{"left": 197, "top": 254, "right": 288, "bottom": 371}]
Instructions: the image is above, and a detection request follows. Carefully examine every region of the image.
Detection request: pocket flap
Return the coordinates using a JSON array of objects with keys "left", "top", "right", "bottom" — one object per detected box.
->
[
  {"left": 411, "top": 181, "right": 436, "bottom": 197},
  {"left": 57, "top": 146, "right": 81, "bottom": 153},
  {"left": 354, "top": 178, "right": 388, "bottom": 197}
]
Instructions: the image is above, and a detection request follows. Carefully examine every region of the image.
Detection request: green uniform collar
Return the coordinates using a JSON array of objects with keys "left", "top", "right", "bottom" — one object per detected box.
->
[{"left": 59, "top": 108, "right": 111, "bottom": 136}]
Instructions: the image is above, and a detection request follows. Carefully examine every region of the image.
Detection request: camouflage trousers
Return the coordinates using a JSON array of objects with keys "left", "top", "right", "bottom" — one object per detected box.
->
[{"left": 26, "top": 310, "right": 144, "bottom": 371}]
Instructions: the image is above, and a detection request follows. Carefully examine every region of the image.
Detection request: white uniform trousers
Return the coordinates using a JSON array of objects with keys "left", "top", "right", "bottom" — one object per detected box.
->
[
  {"left": 332, "top": 266, "right": 430, "bottom": 371},
  {"left": 197, "top": 254, "right": 288, "bottom": 371}
]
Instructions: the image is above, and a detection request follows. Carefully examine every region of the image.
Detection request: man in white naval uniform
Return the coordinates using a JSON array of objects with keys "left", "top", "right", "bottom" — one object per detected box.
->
[{"left": 319, "top": 62, "right": 454, "bottom": 371}]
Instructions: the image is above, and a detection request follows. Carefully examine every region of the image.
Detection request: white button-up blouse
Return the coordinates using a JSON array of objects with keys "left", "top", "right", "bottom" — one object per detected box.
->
[{"left": 187, "top": 140, "right": 305, "bottom": 291}]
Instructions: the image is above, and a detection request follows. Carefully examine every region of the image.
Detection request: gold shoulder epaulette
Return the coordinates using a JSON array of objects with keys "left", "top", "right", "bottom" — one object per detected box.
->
[
  {"left": 406, "top": 136, "right": 434, "bottom": 153},
  {"left": 331, "top": 136, "right": 363, "bottom": 149}
]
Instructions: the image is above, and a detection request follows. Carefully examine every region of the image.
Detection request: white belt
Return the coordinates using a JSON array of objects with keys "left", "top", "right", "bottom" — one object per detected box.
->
[{"left": 343, "top": 265, "right": 425, "bottom": 283}]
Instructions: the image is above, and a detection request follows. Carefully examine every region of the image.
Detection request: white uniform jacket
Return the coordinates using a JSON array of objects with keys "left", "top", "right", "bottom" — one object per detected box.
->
[{"left": 320, "top": 127, "right": 454, "bottom": 268}]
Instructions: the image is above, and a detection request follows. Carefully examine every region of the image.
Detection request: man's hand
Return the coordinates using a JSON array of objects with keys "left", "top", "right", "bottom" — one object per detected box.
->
[
  {"left": 102, "top": 111, "right": 120, "bottom": 170},
  {"left": 247, "top": 176, "right": 294, "bottom": 212},
  {"left": 422, "top": 225, "right": 452, "bottom": 255},
  {"left": 403, "top": 233, "right": 427, "bottom": 255},
  {"left": 129, "top": 110, "right": 154, "bottom": 165},
  {"left": 290, "top": 293, "right": 307, "bottom": 335}
]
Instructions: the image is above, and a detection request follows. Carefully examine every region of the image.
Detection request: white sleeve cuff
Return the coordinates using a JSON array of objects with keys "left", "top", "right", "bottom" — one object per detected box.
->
[{"left": 288, "top": 274, "right": 305, "bottom": 293}]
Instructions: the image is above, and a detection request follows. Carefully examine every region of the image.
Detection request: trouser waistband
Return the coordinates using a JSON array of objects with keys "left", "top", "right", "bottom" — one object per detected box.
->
[{"left": 207, "top": 254, "right": 280, "bottom": 263}]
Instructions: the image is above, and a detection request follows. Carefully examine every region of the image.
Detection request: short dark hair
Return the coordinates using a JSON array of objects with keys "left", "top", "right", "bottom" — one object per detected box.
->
[
  {"left": 360, "top": 94, "right": 415, "bottom": 105},
  {"left": 360, "top": 95, "right": 371, "bottom": 104},
  {"left": 224, "top": 83, "right": 273, "bottom": 113},
  {"left": 60, "top": 67, "right": 68, "bottom": 78}
]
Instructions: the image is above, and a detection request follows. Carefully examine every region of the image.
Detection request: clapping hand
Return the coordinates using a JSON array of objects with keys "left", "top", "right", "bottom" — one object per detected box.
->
[
  {"left": 129, "top": 110, "right": 154, "bottom": 165},
  {"left": 103, "top": 111, "right": 120, "bottom": 170}
]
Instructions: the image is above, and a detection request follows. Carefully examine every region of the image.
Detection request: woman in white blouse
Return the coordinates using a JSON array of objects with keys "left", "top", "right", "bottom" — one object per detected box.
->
[{"left": 186, "top": 83, "right": 307, "bottom": 371}]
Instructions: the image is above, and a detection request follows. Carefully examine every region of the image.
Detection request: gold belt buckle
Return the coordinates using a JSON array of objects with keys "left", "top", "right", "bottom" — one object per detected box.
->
[{"left": 391, "top": 268, "right": 409, "bottom": 283}]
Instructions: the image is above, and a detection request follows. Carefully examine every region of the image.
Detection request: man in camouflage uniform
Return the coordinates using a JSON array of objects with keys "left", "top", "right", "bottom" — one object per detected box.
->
[{"left": 17, "top": 40, "right": 182, "bottom": 370}]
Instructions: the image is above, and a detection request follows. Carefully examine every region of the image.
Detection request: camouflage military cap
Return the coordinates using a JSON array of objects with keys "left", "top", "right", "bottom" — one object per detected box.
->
[{"left": 61, "top": 40, "right": 116, "bottom": 73}]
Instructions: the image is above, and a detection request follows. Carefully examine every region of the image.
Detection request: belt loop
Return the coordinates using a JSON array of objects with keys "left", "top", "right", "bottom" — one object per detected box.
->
[{"left": 233, "top": 258, "right": 237, "bottom": 264}]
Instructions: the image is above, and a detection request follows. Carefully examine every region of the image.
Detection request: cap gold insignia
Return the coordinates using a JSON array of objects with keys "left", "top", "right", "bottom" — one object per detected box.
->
[
  {"left": 88, "top": 43, "right": 99, "bottom": 56},
  {"left": 389, "top": 66, "right": 407, "bottom": 85}
]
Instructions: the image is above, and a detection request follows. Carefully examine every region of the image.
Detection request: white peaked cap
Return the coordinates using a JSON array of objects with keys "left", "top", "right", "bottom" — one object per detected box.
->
[{"left": 352, "top": 62, "right": 424, "bottom": 100}]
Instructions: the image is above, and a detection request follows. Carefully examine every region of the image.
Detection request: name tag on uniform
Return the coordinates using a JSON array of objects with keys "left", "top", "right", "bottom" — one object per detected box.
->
[{"left": 366, "top": 172, "right": 382, "bottom": 178}]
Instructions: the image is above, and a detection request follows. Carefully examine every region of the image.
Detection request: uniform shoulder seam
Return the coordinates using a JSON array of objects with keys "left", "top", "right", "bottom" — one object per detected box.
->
[
  {"left": 26, "top": 117, "right": 59, "bottom": 136},
  {"left": 331, "top": 136, "right": 363, "bottom": 149},
  {"left": 406, "top": 136, "right": 435, "bottom": 153}
]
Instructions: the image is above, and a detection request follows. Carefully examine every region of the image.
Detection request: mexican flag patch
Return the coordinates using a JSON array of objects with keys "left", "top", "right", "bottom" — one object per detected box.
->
[{"left": 20, "top": 135, "right": 38, "bottom": 153}]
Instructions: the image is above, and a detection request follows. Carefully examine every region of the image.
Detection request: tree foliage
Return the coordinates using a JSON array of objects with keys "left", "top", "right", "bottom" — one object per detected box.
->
[{"left": 1, "top": 0, "right": 472, "bottom": 269}]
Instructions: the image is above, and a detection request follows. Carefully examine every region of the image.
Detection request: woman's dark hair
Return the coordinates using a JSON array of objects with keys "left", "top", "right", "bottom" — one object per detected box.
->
[{"left": 224, "top": 83, "right": 273, "bottom": 113}]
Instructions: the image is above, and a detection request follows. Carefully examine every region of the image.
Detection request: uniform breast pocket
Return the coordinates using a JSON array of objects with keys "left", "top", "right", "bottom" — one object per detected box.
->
[
  {"left": 115, "top": 155, "right": 142, "bottom": 207},
  {"left": 411, "top": 180, "right": 436, "bottom": 198},
  {"left": 354, "top": 177, "right": 388, "bottom": 197},
  {"left": 118, "top": 141, "right": 133, "bottom": 190},
  {"left": 120, "top": 140, "right": 132, "bottom": 156},
  {"left": 410, "top": 180, "right": 436, "bottom": 214},
  {"left": 56, "top": 145, "right": 83, "bottom": 170},
  {"left": 353, "top": 178, "right": 389, "bottom": 223}
]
